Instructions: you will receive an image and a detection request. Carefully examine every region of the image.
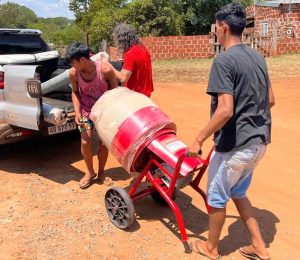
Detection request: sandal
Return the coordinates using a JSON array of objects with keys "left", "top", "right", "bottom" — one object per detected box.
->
[
  {"left": 190, "top": 239, "right": 222, "bottom": 260},
  {"left": 79, "top": 174, "right": 98, "bottom": 189},
  {"left": 239, "top": 247, "right": 270, "bottom": 260}
]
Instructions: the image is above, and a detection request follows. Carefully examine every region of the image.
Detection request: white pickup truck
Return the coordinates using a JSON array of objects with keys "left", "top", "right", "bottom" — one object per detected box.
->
[{"left": 0, "top": 28, "right": 76, "bottom": 145}]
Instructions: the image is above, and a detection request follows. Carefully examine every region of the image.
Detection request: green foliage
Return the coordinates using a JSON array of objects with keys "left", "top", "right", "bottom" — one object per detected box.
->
[
  {"left": 0, "top": 2, "right": 38, "bottom": 28},
  {"left": 28, "top": 18, "right": 85, "bottom": 47},
  {"left": 0, "top": 2, "right": 84, "bottom": 48},
  {"left": 69, "top": 0, "right": 91, "bottom": 34},
  {"left": 69, "top": 0, "right": 91, "bottom": 19},
  {"left": 52, "top": 24, "right": 84, "bottom": 47},
  {"left": 70, "top": 0, "right": 256, "bottom": 44},
  {"left": 69, "top": 0, "right": 127, "bottom": 50},
  {"left": 171, "top": 0, "right": 254, "bottom": 35},
  {"left": 28, "top": 21, "right": 60, "bottom": 42},
  {"left": 39, "top": 17, "right": 72, "bottom": 27},
  {"left": 0, "top": 0, "right": 257, "bottom": 51},
  {"left": 122, "top": 0, "right": 184, "bottom": 37}
]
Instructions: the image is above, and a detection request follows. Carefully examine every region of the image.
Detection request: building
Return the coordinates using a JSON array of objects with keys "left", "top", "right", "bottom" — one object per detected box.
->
[{"left": 246, "top": 0, "right": 300, "bottom": 55}]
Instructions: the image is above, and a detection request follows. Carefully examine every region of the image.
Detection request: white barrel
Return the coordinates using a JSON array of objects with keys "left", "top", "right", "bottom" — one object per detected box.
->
[{"left": 90, "top": 87, "right": 176, "bottom": 172}]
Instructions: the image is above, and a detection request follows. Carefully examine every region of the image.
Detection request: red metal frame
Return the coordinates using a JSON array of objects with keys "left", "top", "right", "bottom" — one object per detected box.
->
[
  {"left": 127, "top": 147, "right": 214, "bottom": 242},
  {"left": 190, "top": 147, "right": 214, "bottom": 213}
]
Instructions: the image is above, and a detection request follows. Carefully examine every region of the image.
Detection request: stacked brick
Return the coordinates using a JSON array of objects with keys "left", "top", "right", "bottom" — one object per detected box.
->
[
  {"left": 107, "top": 4, "right": 300, "bottom": 61},
  {"left": 107, "top": 35, "right": 213, "bottom": 61},
  {"left": 141, "top": 35, "right": 212, "bottom": 61},
  {"left": 246, "top": 4, "right": 300, "bottom": 55}
]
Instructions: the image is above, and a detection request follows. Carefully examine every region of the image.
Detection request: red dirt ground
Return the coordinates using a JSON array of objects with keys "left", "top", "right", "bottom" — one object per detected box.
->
[{"left": 0, "top": 77, "right": 299, "bottom": 259}]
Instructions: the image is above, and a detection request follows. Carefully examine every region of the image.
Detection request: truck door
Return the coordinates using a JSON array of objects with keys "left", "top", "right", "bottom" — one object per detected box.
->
[{"left": 3, "top": 65, "right": 41, "bottom": 130}]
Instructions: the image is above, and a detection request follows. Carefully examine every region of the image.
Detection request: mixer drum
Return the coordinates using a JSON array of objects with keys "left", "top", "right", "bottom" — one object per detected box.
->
[{"left": 90, "top": 87, "right": 176, "bottom": 172}]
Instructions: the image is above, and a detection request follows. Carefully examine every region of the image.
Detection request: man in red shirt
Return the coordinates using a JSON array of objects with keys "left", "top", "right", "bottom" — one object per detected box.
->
[{"left": 112, "top": 23, "right": 154, "bottom": 97}]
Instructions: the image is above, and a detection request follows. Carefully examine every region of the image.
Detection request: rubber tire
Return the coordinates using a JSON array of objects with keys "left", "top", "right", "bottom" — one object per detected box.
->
[{"left": 105, "top": 186, "right": 135, "bottom": 229}]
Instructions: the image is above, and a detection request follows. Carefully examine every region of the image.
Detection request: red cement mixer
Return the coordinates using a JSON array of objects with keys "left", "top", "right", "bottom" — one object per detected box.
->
[{"left": 90, "top": 87, "right": 213, "bottom": 250}]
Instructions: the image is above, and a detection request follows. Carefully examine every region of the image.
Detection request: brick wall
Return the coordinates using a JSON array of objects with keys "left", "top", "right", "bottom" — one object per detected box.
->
[
  {"left": 107, "top": 35, "right": 212, "bottom": 61},
  {"left": 107, "top": 5, "right": 300, "bottom": 61},
  {"left": 246, "top": 4, "right": 300, "bottom": 55}
]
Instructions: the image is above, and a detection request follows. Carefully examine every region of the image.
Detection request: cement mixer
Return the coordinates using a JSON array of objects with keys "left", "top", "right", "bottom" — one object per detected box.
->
[{"left": 90, "top": 87, "right": 213, "bottom": 250}]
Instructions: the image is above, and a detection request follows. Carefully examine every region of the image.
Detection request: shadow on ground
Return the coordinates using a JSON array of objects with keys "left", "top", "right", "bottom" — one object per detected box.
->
[
  {"left": 113, "top": 176, "right": 279, "bottom": 255},
  {"left": 219, "top": 207, "right": 279, "bottom": 256},
  {"left": 104, "top": 167, "right": 131, "bottom": 182},
  {"left": 0, "top": 131, "right": 83, "bottom": 184},
  {"left": 120, "top": 180, "right": 209, "bottom": 243}
]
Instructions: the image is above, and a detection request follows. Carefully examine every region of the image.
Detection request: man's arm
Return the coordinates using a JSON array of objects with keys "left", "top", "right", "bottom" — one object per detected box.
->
[
  {"left": 102, "top": 62, "right": 118, "bottom": 89},
  {"left": 265, "top": 60, "right": 275, "bottom": 108},
  {"left": 69, "top": 68, "right": 82, "bottom": 125},
  {"left": 269, "top": 85, "right": 275, "bottom": 108},
  {"left": 113, "top": 67, "right": 132, "bottom": 84},
  {"left": 189, "top": 93, "right": 234, "bottom": 156}
]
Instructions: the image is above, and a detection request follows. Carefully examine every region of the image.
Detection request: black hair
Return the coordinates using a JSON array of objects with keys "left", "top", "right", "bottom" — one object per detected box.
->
[
  {"left": 65, "top": 42, "right": 90, "bottom": 62},
  {"left": 113, "top": 23, "right": 141, "bottom": 55},
  {"left": 215, "top": 3, "right": 246, "bottom": 36}
]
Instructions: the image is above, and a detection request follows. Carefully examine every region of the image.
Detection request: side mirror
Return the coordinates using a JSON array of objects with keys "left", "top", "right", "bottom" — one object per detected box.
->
[{"left": 26, "top": 79, "right": 42, "bottom": 98}]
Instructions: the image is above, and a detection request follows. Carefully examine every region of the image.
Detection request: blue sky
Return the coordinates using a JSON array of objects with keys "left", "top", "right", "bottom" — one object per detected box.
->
[{"left": 0, "top": 0, "right": 75, "bottom": 19}]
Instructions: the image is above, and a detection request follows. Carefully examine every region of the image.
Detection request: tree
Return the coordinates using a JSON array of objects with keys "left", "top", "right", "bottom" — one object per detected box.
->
[
  {"left": 69, "top": 0, "right": 256, "bottom": 44},
  {"left": 28, "top": 18, "right": 85, "bottom": 47},
  {"left": 52, "top": 24, "right": 85, "bottom": 47},
  {"left": 69, "top": 0, "right": 91, "bottom": 18},
  {"left": 122, "top": 0, "right": 184, "bottom": 37},
  {"left": 171, "top": 0, "right": 254, "bottom": 35},
  {"left": 0, "top": 2, "right": 38, "bottom": 28},
  {"left": 69, "top": 0, "right": 127, "bottom": 50}
]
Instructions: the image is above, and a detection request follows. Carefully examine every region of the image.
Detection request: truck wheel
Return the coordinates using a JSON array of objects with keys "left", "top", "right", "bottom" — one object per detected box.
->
[{"left": 105, "top": 187, "right": 135, "bottom": 229}]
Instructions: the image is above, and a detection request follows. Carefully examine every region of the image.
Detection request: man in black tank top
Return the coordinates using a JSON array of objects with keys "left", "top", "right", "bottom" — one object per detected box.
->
[{"left": 188, "top": 3, "right": 275, "bottom": 260}]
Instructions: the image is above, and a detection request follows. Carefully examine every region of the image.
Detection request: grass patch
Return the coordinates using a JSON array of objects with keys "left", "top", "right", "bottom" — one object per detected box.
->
[
  {"left": 153, "top": 58, "right": 213, "bottom": 84},
  {"left": 153, "top": 53, "right": 300, "bottom": 83},
  {"left": 266, "top": 53, "right": 300, "bottom": 79}
]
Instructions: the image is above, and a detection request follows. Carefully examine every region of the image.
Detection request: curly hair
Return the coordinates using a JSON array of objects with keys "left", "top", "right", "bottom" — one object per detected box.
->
[{"left": 113, "top": 23, "right": 141, "bottom": 55}]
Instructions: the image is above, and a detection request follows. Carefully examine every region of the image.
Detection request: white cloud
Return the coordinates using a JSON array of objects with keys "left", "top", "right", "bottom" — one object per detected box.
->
[{"left": 0, "top": 0, "right": 75, "bottom": 19}]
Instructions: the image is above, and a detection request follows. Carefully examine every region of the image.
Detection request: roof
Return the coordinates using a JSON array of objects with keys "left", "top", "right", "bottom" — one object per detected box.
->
[
  {"left": 0, "top": 29, "right": 42, "bottom": 35},
  {"left": 256, "top": 0, "right": 300, "bottom": 7}
]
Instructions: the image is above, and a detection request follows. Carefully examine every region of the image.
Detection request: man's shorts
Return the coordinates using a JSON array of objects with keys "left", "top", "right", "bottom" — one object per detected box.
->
[
  {"left": 207, "top": 144, "right": 266, "bottom": 208},
  {"left": 78, "top": 116, "right": 94, "bottom": 132}
]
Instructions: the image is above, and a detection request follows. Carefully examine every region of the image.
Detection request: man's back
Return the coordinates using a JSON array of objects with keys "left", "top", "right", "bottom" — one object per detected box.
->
[
  {"left": 207, "top": 44, "right": 272, "bottom": 152},
  {"left": 123, "top": 44, "right": 153, "bottom": 97}
]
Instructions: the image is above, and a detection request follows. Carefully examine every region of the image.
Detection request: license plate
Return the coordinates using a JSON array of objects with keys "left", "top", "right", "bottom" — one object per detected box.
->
[{"left": 48, "top": 122, "right": 77, "bottom": 135}]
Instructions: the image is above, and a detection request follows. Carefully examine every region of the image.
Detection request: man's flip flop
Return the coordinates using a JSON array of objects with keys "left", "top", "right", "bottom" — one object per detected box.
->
[
  {"left": 79, "top": 174, "right": 98, "bottom": 189},
  {"left": 190, "top": 239, "right": 222, "bottom": 260},
  {"left": 239, "top": 247, "right": 271, "bottom": 260}
]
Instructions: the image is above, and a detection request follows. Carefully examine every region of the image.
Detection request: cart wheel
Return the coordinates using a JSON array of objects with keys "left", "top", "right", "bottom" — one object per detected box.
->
[
  {"left": 151, "top": 188, "right": 177, "bottom": 206},
  {"left": 105, "top": 187, "right": 135, "bottom": 229}
]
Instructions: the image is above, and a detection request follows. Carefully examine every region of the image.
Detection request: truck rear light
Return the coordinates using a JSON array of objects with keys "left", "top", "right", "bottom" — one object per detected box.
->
[
  {"left": 0, "top": 71, "right": 4, "bottom": 89},
  {"left": 20, "top": 130, "right": 33, "bottom": 136},
  {"left": 6, "top": 130, "right": 33, "bottom": 138}
]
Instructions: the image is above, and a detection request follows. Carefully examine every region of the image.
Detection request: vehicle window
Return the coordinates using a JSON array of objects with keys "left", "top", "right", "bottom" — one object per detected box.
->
[{"left": 0, "top": 34, "right": 51, "bottom": 54}]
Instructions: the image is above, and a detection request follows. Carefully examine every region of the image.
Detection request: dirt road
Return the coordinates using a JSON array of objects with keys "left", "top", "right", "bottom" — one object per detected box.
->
[{"left": 0, "top": 77, "right": 299, "bottom": 259}]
